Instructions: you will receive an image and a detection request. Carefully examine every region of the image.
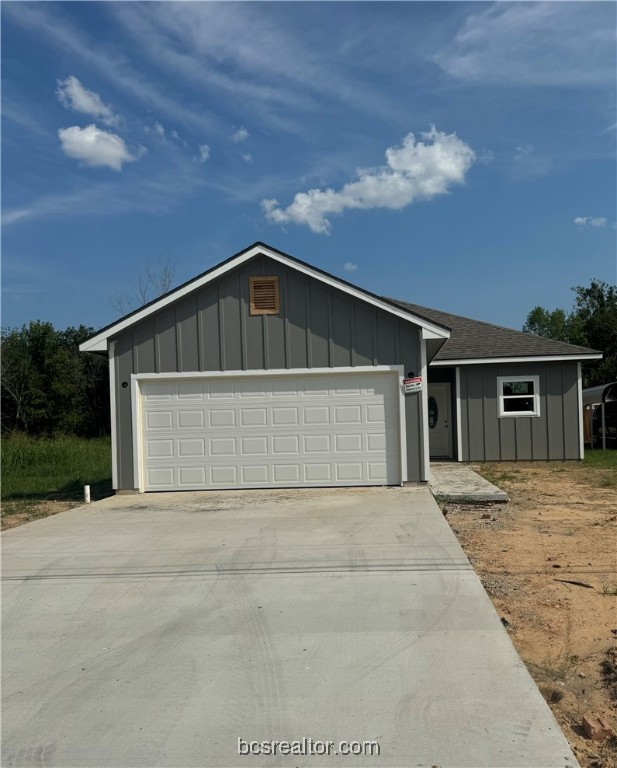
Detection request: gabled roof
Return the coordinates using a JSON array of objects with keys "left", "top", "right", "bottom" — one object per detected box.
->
[
  {"left": 80, "top": 242, "right": 450, "bottom": 353},
  {"left": 387, "top": 299, "right": 602, "bottom": 364}
]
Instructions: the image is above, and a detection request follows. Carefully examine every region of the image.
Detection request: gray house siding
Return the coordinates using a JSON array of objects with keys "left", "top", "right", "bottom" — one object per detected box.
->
[
  {"left": 458, "top": 361, "right": 581, "bottom": 461},
  {"left": 112, "top": 256, "right": 424, "bottom": 490}
]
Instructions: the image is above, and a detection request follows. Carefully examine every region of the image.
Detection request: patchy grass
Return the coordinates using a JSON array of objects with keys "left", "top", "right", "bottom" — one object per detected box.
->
[
  {"left": 602, "top": 647, "right": 617, "bottom": 700},
  {"left": 475, "top": 464, "right": 523, "bottom": 486},
  {"left": 1, "top": 434, "right": 112, "bottom": 528},
  {"left": 528, "top": 648, "right": 581, "bottom": 684}
]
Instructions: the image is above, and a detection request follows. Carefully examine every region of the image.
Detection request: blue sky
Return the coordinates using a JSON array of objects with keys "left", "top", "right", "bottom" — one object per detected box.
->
[{"left": 2, "top": 1, "right": 616, "bottom": 334}]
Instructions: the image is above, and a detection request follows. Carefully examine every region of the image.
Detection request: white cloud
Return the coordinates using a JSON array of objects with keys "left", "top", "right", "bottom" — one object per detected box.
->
[
  {"left": 241, "top": 153, "right": 253, "bottom": 164},
  {"left": 343, "top": 262, "right": 358, "bottom": 272},
  {"left": 232, "top": 126, "right": 249, "bottom": 143},
  {"left": 58, "top": 124, "right": 144, "bottom": 171},
  {"left": 56, "top": 75, "right": 119, "bottom": 126},
  {"left": 262, "top": 127, "right": 475, "bottom": 234},
  {"left": 435, "top": 3, "right": 615, "bottom": 87},
  {"left": 197, "top": 144, "right": 211, "bottom": 163},
  {"left": 574, "top": 216, "right": 607, "bottom": 228}
]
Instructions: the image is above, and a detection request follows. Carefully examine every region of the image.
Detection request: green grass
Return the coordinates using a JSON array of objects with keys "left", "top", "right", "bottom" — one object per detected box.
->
[
  {"left": 2, "top": 434, "right": 112, "bottom": 502},
  {"left": 583, "top": 449, "right": 617, "bottom": 470}
]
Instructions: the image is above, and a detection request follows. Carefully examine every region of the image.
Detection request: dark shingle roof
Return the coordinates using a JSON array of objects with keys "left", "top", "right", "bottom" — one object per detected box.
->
[{"left": 386, "top": 299, "right": 601, "bottom": 361}]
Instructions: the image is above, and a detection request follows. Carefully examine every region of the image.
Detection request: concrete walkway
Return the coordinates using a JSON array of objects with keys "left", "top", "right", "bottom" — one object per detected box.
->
[
  {"left": 2, "top": 486, "right": 573, "bottom": 767},
  {"left": 429, "top": 462, "right": 509, "bottom": 502}
]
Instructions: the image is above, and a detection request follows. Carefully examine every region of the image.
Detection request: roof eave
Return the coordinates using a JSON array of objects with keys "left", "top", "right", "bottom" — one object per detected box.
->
[{"left": 430, "top": 353, "right": 603, "bottom": 366}]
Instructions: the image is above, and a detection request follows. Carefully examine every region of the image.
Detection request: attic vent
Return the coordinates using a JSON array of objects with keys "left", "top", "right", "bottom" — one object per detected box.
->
[{"left": 249, "top": 276, "right": 280, "bottom": 315}]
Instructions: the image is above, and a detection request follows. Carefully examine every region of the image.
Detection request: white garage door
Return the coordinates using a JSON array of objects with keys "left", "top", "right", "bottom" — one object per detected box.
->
[{"left": 139, "top": 371, "right": 402, "bottom": 491}]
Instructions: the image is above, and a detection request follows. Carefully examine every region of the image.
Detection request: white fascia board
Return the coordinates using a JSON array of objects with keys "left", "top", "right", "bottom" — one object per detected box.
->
[
  {"left": 79, "top": 245, "right": 450, "bottom": 353},
  {"left": 421, "top": 328, "right": 445, "bottom": 340},
  {"left": 419, "top": 338, "right": 430, "bottom": 482},
  {"left": 455, "top": 366, "right": 463, "bottom": 463},
  {"left": 430, "top": 353, "right": 603, "bottom": 366}
]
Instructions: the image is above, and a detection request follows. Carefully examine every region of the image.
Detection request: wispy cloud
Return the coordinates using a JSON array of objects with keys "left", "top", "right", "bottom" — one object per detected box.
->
[
  {"left": 1, "top": 208, "right": 34, "bottom": 227},
  {"left": 435, "top": 3, "right": 615, "bottom": 87},
  {"left": 197, "top": 144, "right": 211, "bottom": 163},
  {"left": 3, "top": 2, "right": 218, "bottom": 134},
  {"left": 574, "top": 216, "right": 607, "bottom": 228},
  {"left": 262, "top": 127, "right": 475, "bottom": 234},
  {"left": 58, "top": 125, "right": 145, "bottom": 171},
  {"left": 2, "top": 166, "right": 207, "bottom": 229},
  {"left": 343, "top": 262, "right": 358, "bottom": 272},
  {"left": 107, "top": 2, "right": 402, "bottom": 129},
  {"left": 56, "top": 76, "right": 120, "bottom": 126},
  {"left": 1, "top": 102, "right": 50, "bottom": 137},
  {"left": 510, "top": 144, "right": 551, "bottom": 181},
  {"left": 241, "top": 153, "right": 253, "bottom": 164},
  {"left": 231, "top": 126, "right": 249, "bottom": 144}
]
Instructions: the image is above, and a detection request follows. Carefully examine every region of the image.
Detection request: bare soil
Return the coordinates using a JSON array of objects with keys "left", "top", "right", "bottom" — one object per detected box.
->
[
  {"left": 1, "top": 499, "right": 82, "bottom": 530},
  {"left": 442, "top": 462, "right": 617, "bottom": 767}
]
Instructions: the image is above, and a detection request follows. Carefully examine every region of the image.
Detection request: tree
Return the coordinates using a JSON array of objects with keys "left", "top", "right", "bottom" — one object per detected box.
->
[
  {"left": 522, "top": 307, "right": 570, "bottom": 342},
  {"left": 1, "top": 322, "right": 109, "bottom": 437},
  {"left": 523, "top": 279, "right": 617, "bottom": 387},
  {"left": 109, "top": 254, "right": 176, "bottom": 315}
]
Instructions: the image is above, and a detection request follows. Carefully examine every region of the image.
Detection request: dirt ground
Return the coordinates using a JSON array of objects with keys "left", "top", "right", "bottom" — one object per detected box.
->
[
  {"left": 1, "top": 499, "right": 82, "bottom": 530},
  {"left": 443, "top": 462, "right": 617, "bottom": 768}
]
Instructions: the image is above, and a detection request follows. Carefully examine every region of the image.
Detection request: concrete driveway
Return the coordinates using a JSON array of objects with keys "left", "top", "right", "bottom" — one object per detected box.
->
[{"left": 2, "top": 487, "right": 577, "bottom": 767}]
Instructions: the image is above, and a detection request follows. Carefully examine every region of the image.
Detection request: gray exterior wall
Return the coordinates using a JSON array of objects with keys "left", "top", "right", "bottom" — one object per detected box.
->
[
  {"left": 458, "top": 361, "right": 581, "bottom": 461},
  {"left": 112, "top": 255, "right": 424, "bottom": 490}
]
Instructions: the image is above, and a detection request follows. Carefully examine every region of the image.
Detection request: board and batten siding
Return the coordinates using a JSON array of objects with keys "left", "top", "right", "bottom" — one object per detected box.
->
[
  {"left": 458, "top": 361, "right": 581, "bottom": 461},
  {"left": 112, "top": 256, "right": 423, "bottom": 490}
]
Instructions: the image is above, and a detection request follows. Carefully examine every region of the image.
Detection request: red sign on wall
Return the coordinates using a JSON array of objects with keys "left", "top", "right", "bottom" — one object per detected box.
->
[{"left": 403, "top": 376, "right": 423, "bottom": 394}]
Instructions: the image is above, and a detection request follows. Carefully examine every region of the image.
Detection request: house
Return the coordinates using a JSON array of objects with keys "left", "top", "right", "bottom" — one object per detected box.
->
[{"left": 79, "top": 242, "right": 602, "bottom": 493}]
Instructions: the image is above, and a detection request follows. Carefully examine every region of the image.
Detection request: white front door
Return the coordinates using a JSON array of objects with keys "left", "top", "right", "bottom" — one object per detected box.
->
[
  {"left": 428, "top": 382, "right": 452, "bottom": 458},
  {"left": 139, "top": 370, "right": 402, "bottom": 490}
]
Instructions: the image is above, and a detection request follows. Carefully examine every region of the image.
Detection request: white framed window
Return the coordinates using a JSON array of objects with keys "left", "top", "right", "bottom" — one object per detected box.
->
[{"left": 497, "top": 375, "right": 540, "bottom": 418}]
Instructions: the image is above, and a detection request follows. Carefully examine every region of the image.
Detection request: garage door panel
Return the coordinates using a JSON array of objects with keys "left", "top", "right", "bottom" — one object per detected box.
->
[
  {"left": 335, "top": 433, "right": 363, "bottom": 452},
  {"left": 178, "top": 410, "right": 204, "bottom": 428},
  {"left": 141, "top": 372, "right": 401, "bottom": 490},
  {"left": 210, "top": 437, "right": 236, "bottom": 456},
  {"left": 272, "top": 435, "right": 300, "bottom": 454},
  {"left": 210, "top": 466, "right": 237, "bottom": 485},
  {"left": 304, "top": 434, "right": 331, "bottom": 453},
  {"left": 241, "top": 465, "right": 269, "bottom": 484},
  {"left": 241, "top": 436, "right": 268, "bottom": 455},
  {"left": 178, "top": 439, "right": 205, "bottom": 457},
  {"left": 303, "top": 406, "right": 330, "bottom": 425},
  {"left": 179, "top": 467, "right": 205, "bottom": 486},
  {"left": 304, "top": 463, "right": 331, "bottom": 482},
  {"left": 209, "top": 409, "right": 235, "bottom": 427}
]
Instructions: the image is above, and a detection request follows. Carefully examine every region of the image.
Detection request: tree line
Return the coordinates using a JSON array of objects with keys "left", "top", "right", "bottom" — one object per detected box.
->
[
  {"left": 523, "top": 280, "right": 616, "bottom": 387},
  {"left": 1, "top": 278, "right": 615, "bottom": 437},
  {"left": 1, "top": 322, "right": 109, "bottom": 437}
]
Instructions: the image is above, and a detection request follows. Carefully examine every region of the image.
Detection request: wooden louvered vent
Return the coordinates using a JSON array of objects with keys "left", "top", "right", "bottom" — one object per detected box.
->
[{"left": 249, "top": 276, "right": 280, "bottom": 315}]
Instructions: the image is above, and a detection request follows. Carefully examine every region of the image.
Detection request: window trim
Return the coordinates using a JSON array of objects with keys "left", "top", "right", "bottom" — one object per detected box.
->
[
  {"left": 249, "top": 275, "right": 280, "bottom": 315},
  {"left": 497, "top": 375, "right": 541, "bottom": 418}
]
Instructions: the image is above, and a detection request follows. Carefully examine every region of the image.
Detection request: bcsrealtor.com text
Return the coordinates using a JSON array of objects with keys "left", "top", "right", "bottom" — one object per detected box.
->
[{"left": 238, "top": 737, "right": 380, "bottom": 757}]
